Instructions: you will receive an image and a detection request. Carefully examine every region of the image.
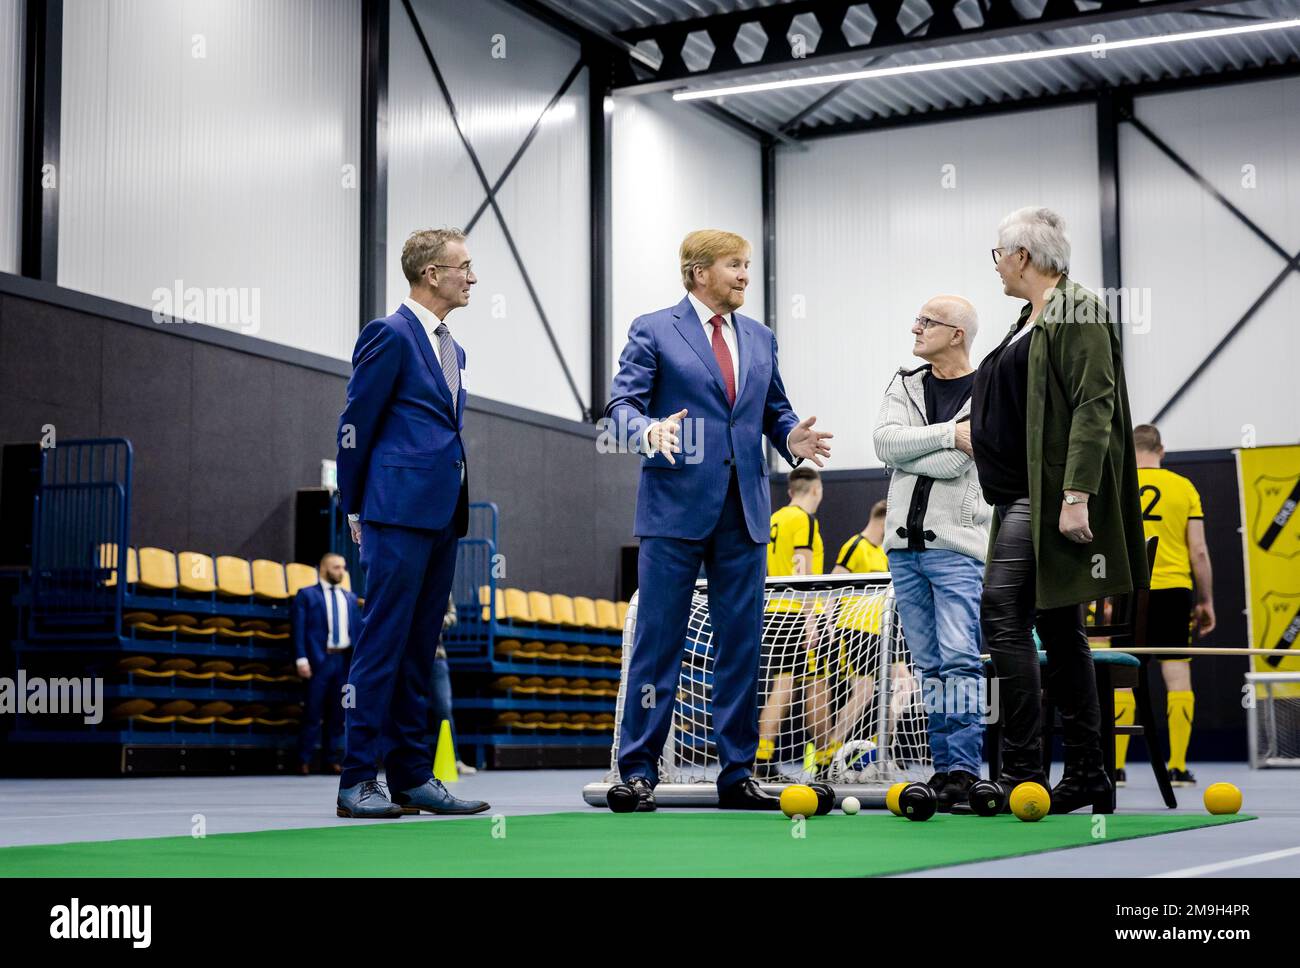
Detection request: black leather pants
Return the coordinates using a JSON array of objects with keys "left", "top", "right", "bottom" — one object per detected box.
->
[{"left": 981, "top": 498, "right": 1102, "bottom": 782}]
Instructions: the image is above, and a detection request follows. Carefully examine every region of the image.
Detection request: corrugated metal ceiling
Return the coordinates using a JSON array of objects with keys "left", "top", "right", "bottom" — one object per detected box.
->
[{"left": 552, "top": 0, "right": 1300, "bottom": 134}]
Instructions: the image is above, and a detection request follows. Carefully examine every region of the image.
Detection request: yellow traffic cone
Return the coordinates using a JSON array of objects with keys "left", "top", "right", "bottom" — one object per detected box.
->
[{"left": 433, "top": 719, "right": 459, "bottom": 783}]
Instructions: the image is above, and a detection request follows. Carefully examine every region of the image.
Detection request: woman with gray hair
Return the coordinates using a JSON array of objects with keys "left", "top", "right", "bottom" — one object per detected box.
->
[{"left": 963, "top": 207, "right": 1148, "bottom": 813}]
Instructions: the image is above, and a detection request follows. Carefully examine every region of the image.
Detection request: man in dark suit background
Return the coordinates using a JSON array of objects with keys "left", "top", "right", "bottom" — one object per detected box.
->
[
  {"left": 293, "top": 553, "right": 361, "bottom": 775},
  {"left": 334, "top": 228, "right": 489, "bottom": 819}
]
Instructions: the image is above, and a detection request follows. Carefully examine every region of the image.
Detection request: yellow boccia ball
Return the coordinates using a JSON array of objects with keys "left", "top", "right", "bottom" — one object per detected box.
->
[
  {"left": 780, "top": 784, "right": 820, "bottom": 819},
  {"left": 1204, "top": 782, "right": 1242, "bottom": 815},
  {"left": 885, "top": 781, "right": 908, "bottom": 817},
  {"left": 1009, "top": 782, "right": 1051, "bottom": 822}
]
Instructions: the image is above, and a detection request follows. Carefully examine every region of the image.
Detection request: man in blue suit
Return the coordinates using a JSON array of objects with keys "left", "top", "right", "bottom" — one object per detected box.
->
[
  {"left": 293, "top": 553, "right": 362, "bottom": 775},
  {"left": 334, "top": 228, "right": 489, "bottom": 819},
  {"left": 606, "top": 229, "right": 832, "bottom": 810}
]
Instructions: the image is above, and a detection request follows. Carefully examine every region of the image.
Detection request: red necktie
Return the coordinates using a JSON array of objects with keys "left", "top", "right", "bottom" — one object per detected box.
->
[{"left": 709, "top": 315, "right": 737, "bottom": 406}]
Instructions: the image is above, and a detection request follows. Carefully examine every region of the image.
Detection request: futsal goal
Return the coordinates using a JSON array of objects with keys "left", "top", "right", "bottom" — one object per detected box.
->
[{"left": 581, "top": 573, "right": 933, "bottom": 808}]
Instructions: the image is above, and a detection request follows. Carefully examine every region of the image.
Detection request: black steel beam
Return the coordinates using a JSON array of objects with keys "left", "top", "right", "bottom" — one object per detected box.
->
[
  {"left": 588, "top": 47, "right": 613, "bottom": 423},
  {"left": 20, "top": 0, "right": 61, "bottom": 283},
  {"left": 610, "top": 0, "right": 1237, "bottom": 95},
  {"left": 761, "top": 138, "right": 777, "bottom": 334},
  {"left": 359, "top": 0, "right": 389, "bottom": 327},
  {"left": 1097, "top": 89, "right": 1127, "bottom": 347},
  {"left": 792, "top": 55, "right": 1300, "bottom": 140}
]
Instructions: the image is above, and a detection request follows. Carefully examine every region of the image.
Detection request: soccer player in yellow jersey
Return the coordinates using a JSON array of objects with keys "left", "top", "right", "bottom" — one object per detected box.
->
[
  {"left": 833, "top": 500, "right": 890, "bottom": 574},
  {"left": 756, "top": 467, "right": 822, "bottom": 775},
  {"left": 1114, "top": 425, "right": 1216, "bottom": 786},
  {"left": 812, "top": 499, "right": 918, "bottom": 772}
]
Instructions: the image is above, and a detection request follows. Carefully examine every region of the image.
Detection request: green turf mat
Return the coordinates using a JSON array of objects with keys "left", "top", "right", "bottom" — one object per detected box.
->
[{"left": 0, "top": 811, "right": 1254, "bottom": 877}]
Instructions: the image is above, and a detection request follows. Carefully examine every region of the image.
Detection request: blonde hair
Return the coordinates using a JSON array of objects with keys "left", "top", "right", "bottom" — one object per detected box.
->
[
  {"left": 401, "top": 228, "right": 466, "bottom": 284},
  {"left": 680, "top": 229, "right": 750, "bottom": 290}
]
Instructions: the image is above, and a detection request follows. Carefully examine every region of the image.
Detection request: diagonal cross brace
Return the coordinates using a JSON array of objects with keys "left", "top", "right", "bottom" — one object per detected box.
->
[{"left": 401, "top": 0, "right": 590, "bottom": 419}]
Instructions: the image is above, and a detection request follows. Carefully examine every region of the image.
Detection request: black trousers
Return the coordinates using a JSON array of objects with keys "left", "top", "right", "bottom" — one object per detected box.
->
[{"left": 981, "top": 498, "right": 1101, "bottom": 782}]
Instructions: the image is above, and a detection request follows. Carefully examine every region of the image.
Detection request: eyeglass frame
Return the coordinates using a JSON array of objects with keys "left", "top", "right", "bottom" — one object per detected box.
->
[
  {"left": 990, "top": 246, "right": 1024, "bottom": 265},
  {"left": 914, "top": 315, "right": 958, "bottom": 331},
  {"left": 427, "top": 261, "right": 474, "bottom": 275}
]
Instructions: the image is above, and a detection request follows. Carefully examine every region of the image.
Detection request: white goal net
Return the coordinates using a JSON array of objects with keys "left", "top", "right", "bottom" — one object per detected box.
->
[{"left": 592, "top": 574, "right": 932, "bottom": 802}]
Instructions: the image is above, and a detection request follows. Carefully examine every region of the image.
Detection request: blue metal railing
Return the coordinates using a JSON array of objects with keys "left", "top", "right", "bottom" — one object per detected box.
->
[{"left": 29, "top": 438, "right": 133, "bottom": 640}]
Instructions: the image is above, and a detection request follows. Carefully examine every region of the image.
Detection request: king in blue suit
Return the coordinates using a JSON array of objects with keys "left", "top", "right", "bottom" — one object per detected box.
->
[
  {"left": 605, "top": 230, "right": 832, "bottom": 810},
  {"left": 334, "top": 228, "right": 488, "bottom": 819}
]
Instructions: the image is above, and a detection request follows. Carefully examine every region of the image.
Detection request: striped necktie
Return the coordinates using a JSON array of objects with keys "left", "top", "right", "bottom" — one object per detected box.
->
[{"left": 434, "top": 322, "right": 460, "bottom": 413}]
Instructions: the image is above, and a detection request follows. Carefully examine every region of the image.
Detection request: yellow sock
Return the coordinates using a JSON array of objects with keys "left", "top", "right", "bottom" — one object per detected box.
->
[
  {"left": 756, "top": 738, "right": 774, "bottom": 762},
  {"left": 1115, "top": 691, "right": 1136, "bottom": 769},
  {"left": 1167, "top": 690, "right": 1194, "bottom": 771}
]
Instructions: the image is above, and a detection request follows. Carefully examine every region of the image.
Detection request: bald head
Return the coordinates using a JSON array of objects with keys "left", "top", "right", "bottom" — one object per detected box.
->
[
  {"left": 912, "top": 294, "right": 978, "bottom": 368},
  {"left": 924, "top": 295, "right": 978, "bottom": 346}
]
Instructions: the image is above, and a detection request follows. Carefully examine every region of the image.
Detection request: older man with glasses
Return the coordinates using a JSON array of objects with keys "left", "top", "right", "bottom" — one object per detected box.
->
[{"left": 872, "top": 295, "right": 991, "bottom": 811}]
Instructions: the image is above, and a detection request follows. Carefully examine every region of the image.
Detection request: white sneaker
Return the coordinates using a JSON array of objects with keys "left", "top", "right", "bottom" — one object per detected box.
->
[{"left": 456, "top": 761, "right": 478, "bottom": 775}]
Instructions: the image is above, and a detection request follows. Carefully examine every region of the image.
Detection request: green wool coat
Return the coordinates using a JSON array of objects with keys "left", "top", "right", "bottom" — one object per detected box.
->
[{"left": 986, "top": 275, "right": 1150, "bottom": 610}]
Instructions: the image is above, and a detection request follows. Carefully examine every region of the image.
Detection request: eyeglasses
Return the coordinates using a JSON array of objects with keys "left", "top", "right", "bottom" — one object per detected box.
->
[
  {"left": 429, "top": 262, "right": 473, "bottom": 275},
  {"left": 990, "top": 247, "right": 1019, "bottom": 265},
  {"left": 915, "top": 315, "right": 957, "bottom": 331}
]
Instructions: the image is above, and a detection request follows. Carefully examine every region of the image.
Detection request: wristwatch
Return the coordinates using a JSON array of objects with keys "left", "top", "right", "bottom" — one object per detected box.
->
[{"left": 1063, "top": 493, "right": 1086, "bottom": 506}]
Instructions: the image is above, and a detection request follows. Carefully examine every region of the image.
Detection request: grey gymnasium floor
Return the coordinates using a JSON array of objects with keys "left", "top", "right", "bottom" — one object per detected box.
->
[{"left": 0, "top": 762, "right": 1295, "bottom": 876}]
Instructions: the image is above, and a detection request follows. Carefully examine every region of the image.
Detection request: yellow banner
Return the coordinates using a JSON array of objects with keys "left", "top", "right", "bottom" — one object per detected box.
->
[{"left": 1236, "top": 445, "right": 1300, "bottom": 697}]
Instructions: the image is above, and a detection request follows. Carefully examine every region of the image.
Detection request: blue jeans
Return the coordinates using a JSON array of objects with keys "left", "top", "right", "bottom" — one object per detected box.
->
[
  {"left": 428, "top": 654, "right": 458, "bottom": 752},
  {"left": 887, "top": 549, "right": 985, "bottom": 775}
]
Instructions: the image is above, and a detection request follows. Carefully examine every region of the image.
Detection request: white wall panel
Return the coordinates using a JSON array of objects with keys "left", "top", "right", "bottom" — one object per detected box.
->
[
  {"left": 59, "top": 0, "right": 360, "bottom": 359},
  {"left": 611, "top": 92, "right": 765, "bottom": 383},
  {"left": 776, "top": 105, "right": 1102, "bottom": 469},
  {"left": 0, "top": 0, "right": 24, "bottom": 274},
  {"left": 1121, "top": 77, "right": 1300, "bottom": 452},
  {"left": 388, "top": 0, "right": 590, "bottom": 420}
]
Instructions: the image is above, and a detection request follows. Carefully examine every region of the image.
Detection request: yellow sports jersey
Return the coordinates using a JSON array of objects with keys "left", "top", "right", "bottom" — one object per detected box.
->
[
  {"left": 834, "top": 533, "right": 889, "bottom": 574},
  {"left": 767, "top": 505, "right": 823, "bottom": 613},
  {"left": 767, "top": 505, "right": 823, "bottom": 576},
  {"left": 1137, "top": 467, "right": 1203, "bottom": 591}
]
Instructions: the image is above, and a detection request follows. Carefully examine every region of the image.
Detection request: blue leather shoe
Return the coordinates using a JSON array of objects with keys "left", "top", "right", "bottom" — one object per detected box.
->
[
  {"left": 336, "top": 779, "right": 403, "bottom": 819},
  {"left": 391, "top": 778, "right": 490, "bottom": 815}
]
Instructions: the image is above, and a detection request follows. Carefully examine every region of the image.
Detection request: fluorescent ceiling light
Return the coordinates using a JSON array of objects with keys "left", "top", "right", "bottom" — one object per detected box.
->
[{"left": 672, "top": 18, "right": 1300, "bottom": 101}]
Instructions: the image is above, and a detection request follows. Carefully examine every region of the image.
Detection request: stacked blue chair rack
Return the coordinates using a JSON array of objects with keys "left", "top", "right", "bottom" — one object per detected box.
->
[
  {"left": 9, "top": 439, "right": 307, "bottom": 753},
  {"left": 443, "top": 502, "right": 626, "bottom": 767}
]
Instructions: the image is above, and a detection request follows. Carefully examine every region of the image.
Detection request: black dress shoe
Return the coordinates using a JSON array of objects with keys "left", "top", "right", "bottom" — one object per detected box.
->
[
  {"left": 937, "top": 769, "right": 979, "bottom": 813},
  {"left": 717, "top": 777, "right": 779, "bottom": 810},
  {"left": 1050, "top": 772, "right": 1114, "bottom": 814},
  {"left": 926, "top": 771, "right": 949, "bottom": 794},
  {"left": 626, "top": 776, "right": 656, "bottom": 812}
]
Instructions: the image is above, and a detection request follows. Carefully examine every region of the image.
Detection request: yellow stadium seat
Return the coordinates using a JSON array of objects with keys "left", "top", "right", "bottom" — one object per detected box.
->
[
  {"left": 572, "top": 596, "right": 598, "bottom": 629},
  {"left": 340, "top": 570, "right": 352, "bottom": 592},
  {"left": 216, "top": 556, "right": 253, "bottom": 597},
  {"left": 494, "top": 638, "right": 523, "bottom": 658},
  {"left": 116, "top": 656, "right": 156, "bottom": 672},
  {"left": 286, "top": 563, "right": 318, "bottom": 595},
  {"left": 101, "top": 544, "right": 138, "bottom": 587},
  {"left": 594, "top": 599, "right": 619, "bottom": 631},
  {"left": 177, "top": 552, "right": 216, "bottom": 594},
  {"left": 616, "top": 601, "right": 630, "bottom": 628},
  {"left": 503, "top": 588, "right": 532, "bottom": 623},
  {"left": 478, "top": 585, "right": 507, "bottom": 621},
  {"left": 516, "top": 640, "right": 547, "bottom": 659},
  {"left": 110, "top": 699, "right": 155, "bottom": 719},
  {"left": 251, "top": 560, "right": 289, "bottom": 600},
  {"left": 527, "top": 591, "right": 555, "bottom": 624},
  {"left": 550, "top": 594, "right": 580, "bottom": 627},
  {"left": 137, "top": 548, "right": 178, "bottom": 592}
]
